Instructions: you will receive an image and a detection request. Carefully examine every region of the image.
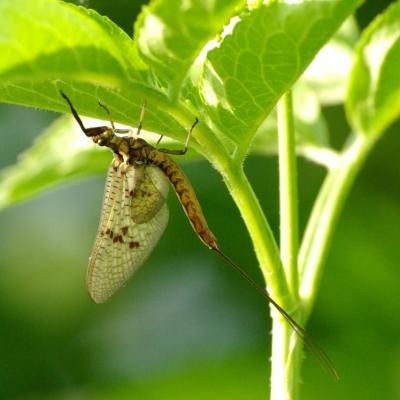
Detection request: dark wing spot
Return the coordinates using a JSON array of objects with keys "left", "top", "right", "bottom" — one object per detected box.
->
[
  {"left": 122, "top": 226, "right": 129, "bottom": 236},
  {"left": 129, "top": 241, "right": 140, "bottom": 249},
  {"left": 113, "top": 234, "right": 124, "bottom": 244}
]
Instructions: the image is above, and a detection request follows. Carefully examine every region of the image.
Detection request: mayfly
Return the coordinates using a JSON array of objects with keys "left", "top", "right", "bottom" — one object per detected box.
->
[{"left": 60, "top": 90, "right": 337, "bottom": 378}]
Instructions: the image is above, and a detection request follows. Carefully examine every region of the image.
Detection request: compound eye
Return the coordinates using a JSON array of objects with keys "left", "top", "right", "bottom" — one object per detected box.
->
[{"left": 97, "top": 138, "right": 105, "bottom": 146}]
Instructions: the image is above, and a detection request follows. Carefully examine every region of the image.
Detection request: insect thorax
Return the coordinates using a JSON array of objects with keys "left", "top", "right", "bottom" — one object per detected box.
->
[{"left": 100, "top": 135, "right": 154, "bottom": 168}]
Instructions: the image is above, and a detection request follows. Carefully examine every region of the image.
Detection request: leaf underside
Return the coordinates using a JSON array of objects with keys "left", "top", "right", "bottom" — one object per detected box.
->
[{"left": 0, "top": 0, "right": 362, "bottom": 207}]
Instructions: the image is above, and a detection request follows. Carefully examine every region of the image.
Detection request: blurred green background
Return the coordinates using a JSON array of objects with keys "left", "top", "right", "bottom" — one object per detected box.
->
[{"left": 0, "top": 1, "right": 399, "bottom": 399}]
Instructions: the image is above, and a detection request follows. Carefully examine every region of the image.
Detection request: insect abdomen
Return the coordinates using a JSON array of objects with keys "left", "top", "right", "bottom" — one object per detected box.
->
[{"left": 146, "top": 149, "right": 218, "bottom": 250}]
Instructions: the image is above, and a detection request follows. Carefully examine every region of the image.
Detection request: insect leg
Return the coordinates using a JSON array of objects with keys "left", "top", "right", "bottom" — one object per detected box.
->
[
  {"left": 97, "top": 102, "right": 133, "bottom": 136},
  {"left": 136, "top": 100, "right": 147, "bottom": 138},
  {"left": 156, "top": 135, "right": 164, "bottom": 147},
  {"left": 158, "top": 118, "right": 199, "bottom": 156},
  {"left": 98, "top": 101, "right": 116, "bottom": 130}
]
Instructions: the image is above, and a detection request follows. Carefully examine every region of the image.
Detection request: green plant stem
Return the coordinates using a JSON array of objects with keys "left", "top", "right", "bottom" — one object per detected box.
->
[
  {"left": 173, "top": 104, "right": 288, "bottom": 304},
  {"left": 189, "top": 101, "right": 374, "bottom": 399},
  {"left": 222, "top": 166, "right": 290, "bottom": 307},
  {"left": 270, "top": 322, "right": 304, "bottom": 400},
  {"left": 277, "top": 91, "right": 299, "bottom": 297},
  {"left": 299, "top": 133, "right": 374, "bottom": 321},
  {"left": 180, "top": 99, "right": 298, "bottom": 398},
  {"left": 269, "top": 92, "right": 302, "bottom": 400},
  {"left": 223, "top": 164, "right": 302, "bottom": 398}
]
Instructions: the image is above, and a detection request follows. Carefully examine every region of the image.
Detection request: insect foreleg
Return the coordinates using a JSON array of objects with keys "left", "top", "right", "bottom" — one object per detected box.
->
[
  {"left": 97, "top": 102, "right": 133, "bottom": 137},
  {"left": 136, "top": 100, "right": 147, "bottom": 138},
  {"left": 158, "top": 118, "right": 199, "bottom": 156},
  {"left": 98, "top": 101, "right": 116, "bottom": 130},
  {"left": 156, "top": 134, "right": 164, "bottom": 147}
]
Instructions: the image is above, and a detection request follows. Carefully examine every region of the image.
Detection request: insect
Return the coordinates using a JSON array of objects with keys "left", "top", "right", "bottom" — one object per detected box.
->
[{"left": 60, "top": 90, "right": 337, "bottom": 378}]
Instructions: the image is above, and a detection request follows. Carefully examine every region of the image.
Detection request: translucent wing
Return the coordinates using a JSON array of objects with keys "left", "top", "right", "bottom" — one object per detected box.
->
[{"left": 87, "top": 163, "right": 169, "bottom": 303}]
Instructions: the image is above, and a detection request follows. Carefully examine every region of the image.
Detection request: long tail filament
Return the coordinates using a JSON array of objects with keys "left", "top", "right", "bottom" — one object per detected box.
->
[{"left": 212, "top": 247, "right": 338, "bottom": 380}]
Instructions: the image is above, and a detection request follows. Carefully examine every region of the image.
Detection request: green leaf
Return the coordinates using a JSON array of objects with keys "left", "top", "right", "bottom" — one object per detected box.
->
[
  {"left": 0, "top": 81, "right": 332, "bottom": 210},
  {"left": 346, "top": 1, "right": 400, "bottom": 136},
  {"left": 0, "top": 115, "right": 201, "bottom": 210},
  {"left": 251, "top": 83, "right": 336, "bottom": 168},
  {"left": 134, "top": 0, "right": 246, "bottom": 99},
  {"left": 0, "top": 0, "right": 363, "bottom": 207},
  {"left": 0, "top": 0, "right": 191, "bottom": 146},
  {"left": 0, "top": 82, "right": 331, "bottom": 210},
  {"left": 0, "top": 0, "right": 140, "bottom": 85},
  {"left": 199, "top": 0, "right": 363, "bottom": 163},
  {"left": 0, "top": 116, "right": 108, "bottom": 209},
  {"left": 0, "top": 0, "right": 362, "bottom": 177},
  {"left": 302, "top": 17, "right": 359, "bottom": 104}
]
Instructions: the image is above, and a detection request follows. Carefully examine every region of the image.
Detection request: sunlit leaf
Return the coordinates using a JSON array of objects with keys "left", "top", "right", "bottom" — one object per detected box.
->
[
  {"left": 0, "top": 116, "right": 107, "bottom": 209},
  {"left": 0, "top": 0, "right": 362, "bottom": 204},
  {"left": 199, "top": 0, "right": 363, "bottom": 162},
  {"left": 251, "top": 82, "right": 334, "bottom": 168},
  {"left": 0, "top": 0, "right": 189, "bottom": 144},
  {"left": 346, "top": 0, "right": 400, "bottom": 136},
  {"left": 302, "top": 17, "right": 359, "bottom": 105},
  {"left": 134, "top": 0, "right": 246, "bottom": 98}
]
